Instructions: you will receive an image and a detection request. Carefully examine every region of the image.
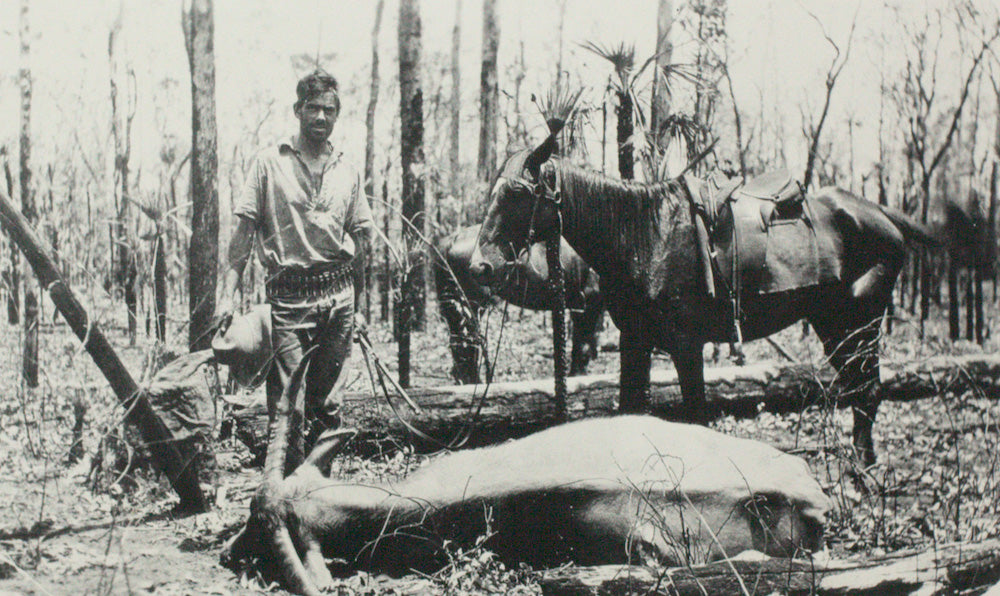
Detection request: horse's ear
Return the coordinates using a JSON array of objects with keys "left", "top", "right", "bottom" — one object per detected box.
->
[{"left": 524, "top": 118, "right": 567, "bottom": 180}]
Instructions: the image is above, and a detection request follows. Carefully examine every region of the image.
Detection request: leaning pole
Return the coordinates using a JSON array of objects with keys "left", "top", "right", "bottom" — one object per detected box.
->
[{"left": 0, "top": 187, "right": 207, "bottom": 512}]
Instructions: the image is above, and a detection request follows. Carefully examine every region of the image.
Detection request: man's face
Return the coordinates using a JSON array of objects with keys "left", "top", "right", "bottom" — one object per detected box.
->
[{"left": 295, "top": 90, "right": 339, "bottom": 144}]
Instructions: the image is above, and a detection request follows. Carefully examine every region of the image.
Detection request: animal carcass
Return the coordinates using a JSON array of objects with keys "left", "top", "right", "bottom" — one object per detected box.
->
[{"left": 223, "top": 415, "right": 830, "bottom": 596}]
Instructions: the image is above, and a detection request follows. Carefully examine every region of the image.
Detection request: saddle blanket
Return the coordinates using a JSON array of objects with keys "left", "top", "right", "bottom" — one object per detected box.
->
[{"left": 688, "top": 171, "right": 841, "bottom": 296}]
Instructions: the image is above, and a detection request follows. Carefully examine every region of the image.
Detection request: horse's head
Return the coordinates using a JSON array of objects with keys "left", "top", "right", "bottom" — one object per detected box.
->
[{"left": 471, "top": 127, "right": 562, "bottom": 287}]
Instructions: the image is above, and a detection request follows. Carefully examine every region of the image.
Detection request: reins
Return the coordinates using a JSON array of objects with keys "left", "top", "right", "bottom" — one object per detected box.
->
[
  {"left": 354, "top": 308, "right": 510, "bottom": 451},
  {"left": 525, "top": 163, "right": 568, "bottom": 417}
]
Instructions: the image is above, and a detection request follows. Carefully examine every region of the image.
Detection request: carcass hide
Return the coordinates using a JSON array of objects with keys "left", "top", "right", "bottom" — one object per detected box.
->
[{"left": 223, "top": 415, "right": 830, "bottom": 596}]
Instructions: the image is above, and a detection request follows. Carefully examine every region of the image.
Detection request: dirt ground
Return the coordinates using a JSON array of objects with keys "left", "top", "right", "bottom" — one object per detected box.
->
[{"left": 1, "top": 303, "right": 998, "bottom": 595}]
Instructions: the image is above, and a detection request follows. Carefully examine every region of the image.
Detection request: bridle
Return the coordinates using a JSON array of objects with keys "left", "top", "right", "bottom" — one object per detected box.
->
[{"left": 523, "top": 161, "right": 563, "bottom": 247}]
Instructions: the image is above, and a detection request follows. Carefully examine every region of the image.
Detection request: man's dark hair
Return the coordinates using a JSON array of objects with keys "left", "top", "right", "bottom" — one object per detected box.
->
[{"left": 295, "top": 69, "right": 340, "bottom": 111}]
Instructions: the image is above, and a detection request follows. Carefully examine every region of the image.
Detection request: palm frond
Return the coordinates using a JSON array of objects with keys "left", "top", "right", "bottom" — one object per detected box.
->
[
  {"left": 532, "top": 85, "right": 586, "bottom": 134},
  {"left": 660, "top": 112, "right": 707, "bottom": 154},
  {"left": 579, "top": 40, "right": 635, "bottom": 80}
]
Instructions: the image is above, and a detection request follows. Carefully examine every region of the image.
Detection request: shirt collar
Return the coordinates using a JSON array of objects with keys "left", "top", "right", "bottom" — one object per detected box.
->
[{"left": 279, "top": 135, "right": 333, "bottom": 156}]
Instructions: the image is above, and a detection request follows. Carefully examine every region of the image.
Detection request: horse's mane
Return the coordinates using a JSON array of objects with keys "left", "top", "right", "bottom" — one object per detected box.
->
[{"left": 550, "top": 161, "right": 686, "bottom": 264}]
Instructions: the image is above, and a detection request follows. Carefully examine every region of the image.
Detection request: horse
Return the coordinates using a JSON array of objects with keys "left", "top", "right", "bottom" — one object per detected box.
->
[
  {"left": 433, "top": 224, "right": 603, "bottom": 384},
  {"left": 469, "top": 130, "right": 936, "bottom": 467}
]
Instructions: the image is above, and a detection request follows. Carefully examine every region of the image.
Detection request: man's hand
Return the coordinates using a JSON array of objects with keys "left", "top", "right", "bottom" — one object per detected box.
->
[
  {"left": 214, "top": 293, "right": 237, "bottom": 335},
  {"left": 352, "top": 311, "right": 368, "bottom": 340}
]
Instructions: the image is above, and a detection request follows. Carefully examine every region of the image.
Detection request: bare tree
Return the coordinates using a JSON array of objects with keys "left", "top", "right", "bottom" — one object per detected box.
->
[
  {"left": 109, "top": 1, "right": 138, "bottom": 345},
  {"left": 20, "top": 0, "right": 38, "bottom": 386},
  {"left": 364, "top": 0, "right": 385, "bottom": 321},
  {"left": 399, "top": 0, "right": 426, "bottom": 386},
  {"left": 991, "top": 71, "right": 1000, "bottom": 302},
  {"left": 894, "top": 5, "right": 998, "bottom": 334},
  {"left": 449, "top": 0, "right": 462, "bottom": 205},
  {"left": 477, "top": 0, "right": 499, "bottom": 185},
  {"left": 650, "top": 0, "right": 673, "bottom": 141},
  {"left": 801, "top": 7, "right": 857, "bottom": 192},
  {"left": 182, "top": 0, "right": 219, "bottom": 352},
  {"left": 1, "top": 148, "right": 16, "bottom": 324}
]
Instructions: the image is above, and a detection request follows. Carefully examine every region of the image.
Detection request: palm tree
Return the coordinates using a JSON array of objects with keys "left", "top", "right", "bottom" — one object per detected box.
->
[
  {"left": 581, "top": 41, "right": 637, "bottom": 180},
  {"left": 582, "top": 41, "right": 703, "bottom": 181}
]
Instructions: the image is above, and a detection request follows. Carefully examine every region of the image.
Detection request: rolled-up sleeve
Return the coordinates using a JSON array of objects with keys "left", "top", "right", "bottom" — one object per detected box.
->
[
  {"left": 233, "top": 155, "right": 265, "bottom": 225},
  {"left": 345, "top": 168, "right": 375, "bottom": 236}
]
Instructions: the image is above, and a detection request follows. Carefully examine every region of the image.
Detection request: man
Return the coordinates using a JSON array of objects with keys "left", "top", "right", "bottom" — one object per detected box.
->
[{"left": 218, "top": 69, "right": 374, "bottom": 450}]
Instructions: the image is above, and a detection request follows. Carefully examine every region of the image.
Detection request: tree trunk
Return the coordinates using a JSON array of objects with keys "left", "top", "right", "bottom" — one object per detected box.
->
[
  {"left": 109, "top": 2, "right": 137, "bottom": 345},
  {"left": 0, "top": 186, "right": 207, "bottom": 511},
  {"left": 966, "top": 267, "right": 975, "bottom": 341},
  {"left": 398, "top": 0, "right": 426, "bottom": 385},
  {"left": 975, "top": 263, "right": 984, "bottom": 343},
  {"left": 918, "top": 175, "right": 931, "bottom": 337},
  {"left": 1, "top": 151, "right": 16, "bottom": 324},
  {"left": 154, "top": 230, "right": 166, "bottom": 341},
  {"left": 183, "top": 0, "right": 219, "bottom": 352},
  {"left": 379, "top": 167, "right": 391, "bottom": 323},
  {"left": 650, "top": 0, "right": 673, "bottom": 141},
  {"left": 949, "top": 257, "right": 960, "bottom": 340},
  {"left": 477, "top": 0, "right": 499, "bottom": 186},
  {"left": 19, "top": 0, "right": 38, "bottom": 387},
  {"left": 616, "top": 90, "right": 634, "bottom": 180},
  {"left": 364, "top": 0, "right": 384, "bottom": 322},
  {"left": 232, "top": 354, "right": 1000, "bottom": 456},
  {"left": 449, "top": 0, "right": 462, "bottom": 208},
  {"left": 537, "top": 539, "right": 1000, "bottom": 596}
]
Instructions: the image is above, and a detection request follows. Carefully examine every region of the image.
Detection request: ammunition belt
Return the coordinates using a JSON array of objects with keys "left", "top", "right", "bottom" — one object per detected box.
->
[{"left": 266, "top": 262, "right": 353, "bottom": 300}]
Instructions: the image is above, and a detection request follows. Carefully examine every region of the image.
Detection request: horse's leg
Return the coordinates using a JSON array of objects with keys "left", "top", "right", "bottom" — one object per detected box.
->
[
  {"left": 619, "top": 330, "right": 651, "bottom": 413},
  {"left": 438, "top": 281, "right": 482, "bottom": 384},
  {"left": 569, "top": 313, "right": 586, "bottom": 376},
  {"left": 811, "top": 316, "right": 882, "bottom": 468},
  {"left": 569, "top": 303, "right": 602, "bottom": 376},
  {"left": 671, "top": 340, "right": 709, "bottom": 424},
  {"left": 848, "top": 320, "right": 882, "bottom": 469}
]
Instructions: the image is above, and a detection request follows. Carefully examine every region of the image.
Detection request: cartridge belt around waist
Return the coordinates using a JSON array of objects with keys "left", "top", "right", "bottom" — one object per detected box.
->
[{"left": 266, "top": 262, "right": 354, "bottom": 300}]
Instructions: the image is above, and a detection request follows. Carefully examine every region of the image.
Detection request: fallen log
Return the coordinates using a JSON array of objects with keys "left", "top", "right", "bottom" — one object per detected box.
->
[
  {"left": 229, "top": 354, "right": 1000, "bottom": 457},
  {"left": 536, "top": 538, "right": 1000, "bottom": 595},
  {"left": 0, "top": 187, "right": 207, "bottom": 512}
]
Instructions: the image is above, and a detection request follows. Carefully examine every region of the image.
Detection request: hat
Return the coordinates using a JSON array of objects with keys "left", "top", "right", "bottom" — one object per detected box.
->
[{"left": 212, "top": 304, "right": 273, "bottom": 388}]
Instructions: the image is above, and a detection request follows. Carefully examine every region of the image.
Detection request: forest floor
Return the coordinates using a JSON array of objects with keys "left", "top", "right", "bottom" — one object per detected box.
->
[{"left": 0, "top": 296, "right": 998, "bottom": 595}]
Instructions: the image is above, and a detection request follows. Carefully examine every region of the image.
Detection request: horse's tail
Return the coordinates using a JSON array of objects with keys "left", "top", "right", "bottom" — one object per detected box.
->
[{"left": 878, "top": 205, "right": 940, "bottom": 248}]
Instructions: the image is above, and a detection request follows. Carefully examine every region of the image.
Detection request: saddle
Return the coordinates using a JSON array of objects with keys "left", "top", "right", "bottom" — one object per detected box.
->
[{"left": 685, "top": 169, "right": 821, "bottom": 339}]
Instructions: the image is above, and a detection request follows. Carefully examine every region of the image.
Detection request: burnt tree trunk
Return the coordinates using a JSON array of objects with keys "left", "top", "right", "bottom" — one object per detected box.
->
[
  {"left": 966, "top": 267, "right": 975, "bottom": 341},
  {"left": 109, "top": 3, "right": 137, "bottom": 345},
  {"left": 183, "top": 0, "right": 219, "bottom": 352},
  {"left": 2, "top": 150, "right": 17, "bottom": 324},
  {"left": 19, "top": 0, "right": 38, "bottom": 387},
  {"left": 0, "top": 186, "right": 207, "bottom": 511},
  {"left": 477, "top": 0, "right": 499, "bottom": 186},
  {"left": 616, "top": 90, "right": 634, "bottom": 180},
  {"left": 949, "top": 257, "right": 961, "bottom": 340},
  {"left": 990, "top": 162, "right": 998, "bottom": 307},
  {"left": 649, "top": 0, "right": 673, "bottom": 142},
  {"left": 380, "top": 164, "right": 391, "bottom": 323},
  {"left": 364, "top": 0, "right": 384, "bottom": 322},
  {"left": 153, "top": 228, "right": 166, "bottom": 341},
  {"left": 398, "top": 0, "right": 426, "bottom": 386},
  {"left": 449, "top": 0, "right": 462, "bottom": 208}
]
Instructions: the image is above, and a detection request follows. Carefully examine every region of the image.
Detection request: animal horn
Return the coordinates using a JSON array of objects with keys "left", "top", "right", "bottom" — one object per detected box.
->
[
  {"left": 303, "top": 428, "right": 358, "bottom": 478},
  {"left": 264, "top": 346, "right": 315, "bottom": 484}
]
